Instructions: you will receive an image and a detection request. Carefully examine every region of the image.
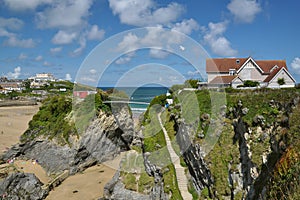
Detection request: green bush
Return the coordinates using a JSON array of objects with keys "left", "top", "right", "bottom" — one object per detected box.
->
[
  {"left": 242, "top": 80, "right": 259, "bottom": 87},
  {"left": 277, "top": 78, "right": 285, "bottom": 85},
  {"left": 22, "top": 95, "right": 77, "bottom": 145}
]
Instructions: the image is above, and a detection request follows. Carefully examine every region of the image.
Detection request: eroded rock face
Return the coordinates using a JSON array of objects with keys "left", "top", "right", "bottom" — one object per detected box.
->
[
  {"left": 175, "top": 122, "right": 213, "bottom": 194},
  {"left": 101, "top": 171, "right": 151, "bottom": 200},
  {"left": 0, "top": 173, "right": 48, "bottom": 200},
  {"left": 1, "top": 107, "right": 135, "bottom": 175}
]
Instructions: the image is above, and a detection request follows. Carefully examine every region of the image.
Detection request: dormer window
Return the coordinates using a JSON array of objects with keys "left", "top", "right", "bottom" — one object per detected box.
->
[
  {"left": 229, "top": 69, "right": 236, "bottom": 76},
  {"left": 236, "top": 59, "right": 240, "bottom": 64}
]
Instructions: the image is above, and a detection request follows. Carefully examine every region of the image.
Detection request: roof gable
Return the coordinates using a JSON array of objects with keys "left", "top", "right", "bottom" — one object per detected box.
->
[
  {"left": 264, "top": 67, "right": 296, "bottom": 83},
  {"left": 206, "top": 57, "right": 288, "bottom": 74},
  {"left": 236, "top": 57, "right": 264, "bottom": 74}
]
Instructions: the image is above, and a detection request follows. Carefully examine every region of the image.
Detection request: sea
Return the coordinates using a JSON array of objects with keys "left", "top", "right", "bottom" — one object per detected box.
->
[{"left": 100, "top": 87, "right": 168, "bottom": 113}]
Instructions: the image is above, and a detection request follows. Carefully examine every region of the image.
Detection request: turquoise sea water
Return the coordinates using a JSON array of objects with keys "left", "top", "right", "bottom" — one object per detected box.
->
[{"left": 101, "top": 87, "right": 168, "bottom": 113}]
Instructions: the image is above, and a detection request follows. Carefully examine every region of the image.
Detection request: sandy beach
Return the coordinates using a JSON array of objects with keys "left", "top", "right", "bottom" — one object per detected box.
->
[
  {"left": 0, "top": 104, "right": 122, "bottom": 199},
  {"left": 46, "top": 164, "right": 116, "bottom": 200},
  {"left": 0, "top": 105, "right": 40, "bottom": 153}
]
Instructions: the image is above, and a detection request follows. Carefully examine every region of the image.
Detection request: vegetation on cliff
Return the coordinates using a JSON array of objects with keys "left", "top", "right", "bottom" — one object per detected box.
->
[
  {"left": 21, "top": 89, "right": 112, "bottom": 145},
  {"left": 145, "top": 87, "right": 300, "bottom": 200}
]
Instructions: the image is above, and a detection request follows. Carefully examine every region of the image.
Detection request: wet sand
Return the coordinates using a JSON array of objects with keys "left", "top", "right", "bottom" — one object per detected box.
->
[
  {"left": 0, "top": 104, "right": 123, "bottom": 199},
  {"left": 14, "top": 160, "right": 50, "bottom": 184},
  {"left": 46, "top": 164, "right": 116, "bottom": 200},
  {"left": 0, "top": 105, "right": 40, "bottom": 153}
]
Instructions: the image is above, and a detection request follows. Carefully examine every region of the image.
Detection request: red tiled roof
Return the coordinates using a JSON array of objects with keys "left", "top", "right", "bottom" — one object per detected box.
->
[
  {"left": 256, "top": 60, "right": 287, "bottom": 73},
  {"left": 263, "top": 67, "right": 281, "bottom": 82},
  {"left": 206, "top": 57, "right": 287, "bottom": 73},
  {"left": 206, "top": 58, "right": 247, "bottom": 72},
  {"left": 209, "top": 75, "right": 239, "bottom": 84}
]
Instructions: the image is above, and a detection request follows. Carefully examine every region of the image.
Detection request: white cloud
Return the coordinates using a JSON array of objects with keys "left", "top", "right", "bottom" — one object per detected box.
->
[
  {"left": 80, "top": 76, "right": 97, "bottom": 83},
  {"left": 50, "top": 46, "right": 62, "bottom": 54},
  {"left": 87, "top": 25, "right": 105, "bottom": 41},
  {"left": 3, "top": 0, "right": 52, "bottom": 11},
  {"left": 291, "top": 57, "right": 300, "bottom": 74},
  {"left": 0, "top": 28, "right": 15, "bottom": 37},
  {"left": 36, "top": 0, "right": 93, "bottom": 29},
  {"left": 43, "top": 61, "right": 52, "bottom": 66},
  {"left": 116, "top": 27, "right": 189, "bottom": 61},
  {"left": 65, "top": 73, "right": 72, "bottom": 81},
  {"left": 89, "top": 69, "right": 97, "bottom": 74},
  {"left": 227, "top": 0, "right": 262, "bottom": 23},
  {"left": 7, "top": 66, "right": 21, "bottom": 79},
  {"left": 172, "top": 19, "right": 199, "bottom": 35},
  {"left": 70, "top": 35, "right": 86, "bottom": 57},
  {"left": 115, "top": 56, "right": 132, "bottom": 65},
  {"left": 52, "top": 30, "right": 77, "bottom": 44},
  {"left": 203, "top": 21, "right": 237, "bottom": 57},
  {"left": 18, "top": 53, "right": 27, "bottom": 60},
  {"left": 115, "top": 52, "right": 135, "bottom": 64},
  {"left": 109, "top": 0, "right": 184, "bottom": 26},
  {"left": 35, "top": 55, "right": 43, "bottom": 61},
  {"left": 4, "top": 36, "right": 36, "bottom": 48},
  {"left": 117, "top": 32, "right": 140, "bottom": 52},
  {"left": 149, "top": 48, "right": 169, "bottom": 59},
  {"left": 0, "top": 17, "right": 24, "bottom": 30}
]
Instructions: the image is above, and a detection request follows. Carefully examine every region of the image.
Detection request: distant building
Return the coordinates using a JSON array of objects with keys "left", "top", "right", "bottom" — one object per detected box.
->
[
  {"left": 0, "top": 82, "right": 23, "bottom": 92},
  {"left": 73, "top": 91, "right": 97, "bottom": 99},
  {"left": 28, "top": 73, "right": 57, "bottom": 88},
  {"left": 206, "top": 57, "right": 296, "bottom": 88}
]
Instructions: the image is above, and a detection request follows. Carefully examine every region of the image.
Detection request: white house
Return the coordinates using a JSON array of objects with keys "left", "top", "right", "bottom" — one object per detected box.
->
[{"left": 206, "top": 57, "right": 296, "bottom": 88}]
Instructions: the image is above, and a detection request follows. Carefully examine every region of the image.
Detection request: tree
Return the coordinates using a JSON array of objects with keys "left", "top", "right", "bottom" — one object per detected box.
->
[
  {"left": 277, "top": 78, "right": 285, "bottom": 85},
  {"left": 184, "top": 79, "right": 198, "bottom": 88}
]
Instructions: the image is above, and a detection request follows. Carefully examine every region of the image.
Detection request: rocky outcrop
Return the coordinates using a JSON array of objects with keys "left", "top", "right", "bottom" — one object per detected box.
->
[
  {"left": 1, "top": 107, "right": 135, "bottom": 175},
  {"left": 0, "top": 173, "right": 48, "bottom": 200},
  {"left": 143, "top": 154, "right": 168, "bottom": 200},
  {"left": 176, "top": 124, "right": 213, "bottom": 194},
  {"left": 230, "top": 98, "right": 300, "bottom": 200},
  {"left": 101, "top": 171, "right": 151, "bottom": 200}
]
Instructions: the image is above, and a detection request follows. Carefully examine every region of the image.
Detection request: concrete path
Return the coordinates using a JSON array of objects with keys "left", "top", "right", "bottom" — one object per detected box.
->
[{"left": 158, "top": 112, "right": 192, "bottom": 200}]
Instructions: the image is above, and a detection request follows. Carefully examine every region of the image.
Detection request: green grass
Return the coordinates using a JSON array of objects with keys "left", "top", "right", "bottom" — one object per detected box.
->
[
  {"left": 141, "top": 98, "right": 183, "bottom": 199},
  {"left": 163, "top": 164, "right": 183, "bottom": 200},
  {"left": 138, "top": 172, "right": 155, "bottom": 193},
  {"left": 205, "top": 120, "right": 240, "bottom": 198},
  {"left": 123, "top": 173, "right": 137, "bottom": 191},
  {"left": 21, "top": 95, "right": 77, "bottom": 145}
]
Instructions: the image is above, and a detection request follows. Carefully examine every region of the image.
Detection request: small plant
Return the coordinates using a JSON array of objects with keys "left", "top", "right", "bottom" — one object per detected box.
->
[
  {"left": 277, "top": 78, "right": 285, "bottom": 85},
  {"left": 243, "top": 80, "right": 260, "bottom": 87}
]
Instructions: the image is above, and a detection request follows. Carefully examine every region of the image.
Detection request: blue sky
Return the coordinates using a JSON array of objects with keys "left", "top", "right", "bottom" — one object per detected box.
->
[{"left": 0, "top": 0, "right": 300, "bottom": 87}]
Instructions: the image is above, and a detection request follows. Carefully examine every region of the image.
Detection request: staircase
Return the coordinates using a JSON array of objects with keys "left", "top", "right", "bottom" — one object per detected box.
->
[{"left": 158, "top": 112, "right": 193, "bottom": 200}]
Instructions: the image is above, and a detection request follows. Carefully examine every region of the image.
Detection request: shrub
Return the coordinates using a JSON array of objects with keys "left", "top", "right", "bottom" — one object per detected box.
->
[
  {"left": 243, "top": 80, "right": 259, "bottom": 87},
  {"left": 277, "top": 78, "right": 285, "bottom": 85}
]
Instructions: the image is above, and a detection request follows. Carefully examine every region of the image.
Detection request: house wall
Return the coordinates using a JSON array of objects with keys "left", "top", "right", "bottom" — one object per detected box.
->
[
  {"left": 238, "top": 61, "right": 267, "bottom": 81},
  {"left": 267, "top": 70, "right": 295, "bottom": 88},
  {"left": 232, "top": 78, "right": 243, "bottom": 88}
]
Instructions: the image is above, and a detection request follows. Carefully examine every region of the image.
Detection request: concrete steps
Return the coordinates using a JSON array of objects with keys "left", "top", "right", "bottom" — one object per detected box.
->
[{"left": 158, "top": 112, "right": 193, "bottom": 200}]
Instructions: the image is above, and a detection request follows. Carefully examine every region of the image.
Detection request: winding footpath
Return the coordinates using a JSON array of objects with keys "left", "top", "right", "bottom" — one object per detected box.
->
[{"left": 158, "top": 112, "right": 193, "bottom": 200}]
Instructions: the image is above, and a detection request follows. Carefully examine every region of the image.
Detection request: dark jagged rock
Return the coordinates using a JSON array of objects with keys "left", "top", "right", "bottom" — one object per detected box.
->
[
  {"left": 101, "top": 171, "right": 151, "bottom": 200},
  {"left": 232, "top": 117, "right": 255, "bottom": 189},
  {"left": 143, "top": 154, "right": 168, "bottom": 200},
  {"left": 0, "top": 173, "right": 48, "bottom": 200},
  {"left": 1, "top": 140, "right": 76, "bottom": 174},
  {"left": 175, "top": 122, "right": 213, "bottom": 195}
]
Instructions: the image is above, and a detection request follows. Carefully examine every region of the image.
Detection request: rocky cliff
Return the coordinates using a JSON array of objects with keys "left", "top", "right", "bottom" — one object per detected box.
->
[
  {"left": 1, "top": 105, "right": 135, "bottom": 175},
  {"left": 0, "top": 173, "right": 48, "bottom": 200}
]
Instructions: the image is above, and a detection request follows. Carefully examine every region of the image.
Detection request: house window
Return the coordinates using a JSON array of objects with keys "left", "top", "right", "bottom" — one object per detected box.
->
[{"left": 229, "top": 69, "right": 236, "bottom": 76}]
